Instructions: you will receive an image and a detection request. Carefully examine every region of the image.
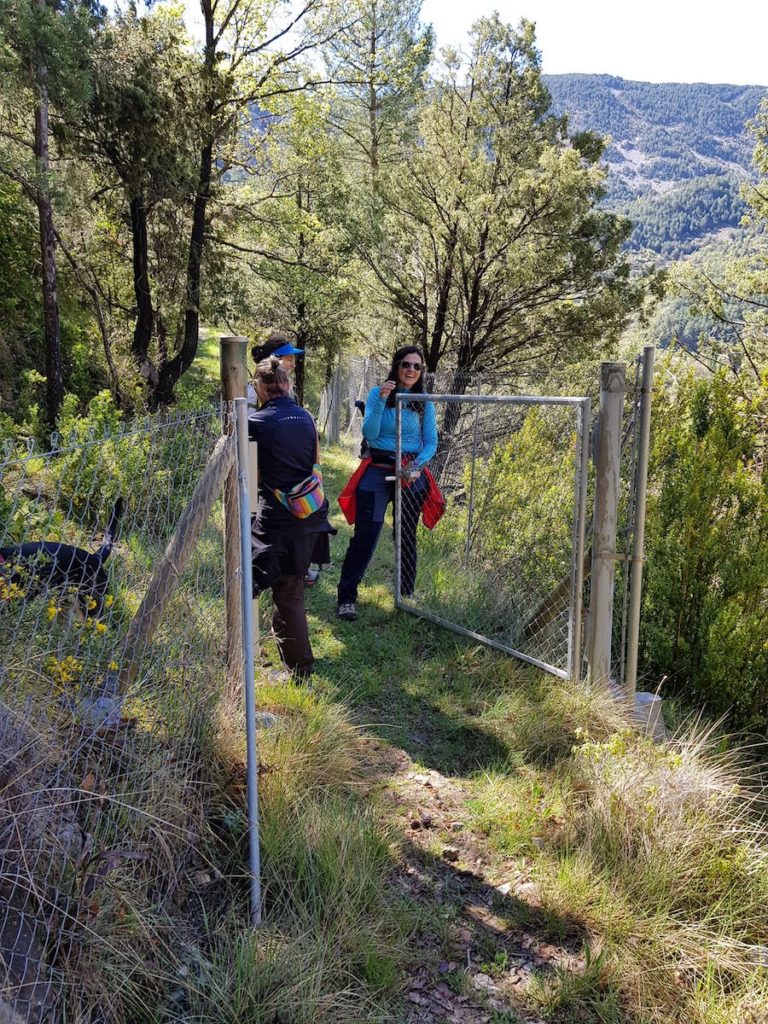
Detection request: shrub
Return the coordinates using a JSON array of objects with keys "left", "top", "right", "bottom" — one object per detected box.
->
[{"left": 641, "top": 364, "right": 768, "bottom": 728}]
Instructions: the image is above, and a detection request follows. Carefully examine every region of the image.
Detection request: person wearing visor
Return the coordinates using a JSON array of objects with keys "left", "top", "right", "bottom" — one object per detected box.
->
[
  {"left": 336, "top": 345, "right": 438, "bottom": 621},
  {"left": 247, "top": 331, "right": 326, "bottom": 588},
  {"left": 270, "top": 340, "right": 303, "bottom": 374},
  {"left": 248, "top": 356, "right": 334, "bottom": 680},
  {"left": 248, "top": 331, "right": 303, "bottom": 419}
]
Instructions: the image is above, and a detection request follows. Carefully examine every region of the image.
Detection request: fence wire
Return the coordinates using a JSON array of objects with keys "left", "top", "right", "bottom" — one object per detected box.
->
[
  {"left": 395, "top": 394, "right": 589, "bottom": 680},
  {"left": 318, "top": 355, "right": 485, "bottom": 446},
  {"left": 0, "top": 406, "right": 231, "bottom": 1024},
  {"left": 323, "top": 353, "right": 647, "bottom": 685}
]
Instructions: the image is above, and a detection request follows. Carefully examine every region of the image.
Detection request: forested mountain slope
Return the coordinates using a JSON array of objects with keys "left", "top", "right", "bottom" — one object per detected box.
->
[{"left": 544, "top": 74, "right": 767, "bottom": 258}]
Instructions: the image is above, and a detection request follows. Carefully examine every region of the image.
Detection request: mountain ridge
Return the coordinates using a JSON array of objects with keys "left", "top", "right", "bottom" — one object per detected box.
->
[{"left": 543, "top": 73, "right": 767, "bottom": 257}]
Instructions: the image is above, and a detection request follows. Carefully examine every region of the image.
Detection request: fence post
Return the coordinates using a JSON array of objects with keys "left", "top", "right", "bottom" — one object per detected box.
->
[
  {"left": 589, "top": 361, "right": 625, "bottom": 687},
  {"left": 329, "top": 360, "right": 342, "bottom": 444},
  {"left": 569, "top": 397, "right": 591, "bottom": 684},
  {"left": 235, "top": 398, "right": 262, "bottom": 926},
  {"left": 624, "top": 345, "right": 655, "bottom": 698},
  {"left": 394, "top": 396, "right": 403, "bottom": 604},
  {"left": 220, "top": 335, "right": 248, "bottom": 688}
]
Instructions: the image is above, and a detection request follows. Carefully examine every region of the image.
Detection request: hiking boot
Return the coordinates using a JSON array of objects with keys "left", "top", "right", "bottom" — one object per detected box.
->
[
  {"left": 337, "top": 602, "right": 357, "bottom": 621},
  {"left": 261, "top": 668, "right": 293, "bottom": 683}
]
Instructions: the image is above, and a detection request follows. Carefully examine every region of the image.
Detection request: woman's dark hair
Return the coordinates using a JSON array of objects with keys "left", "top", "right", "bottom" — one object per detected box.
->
[
  {"left": 251, "top": 330, "right": 292, "bottom": 364},
  {"left": 254, "top": 355, "right": 291, "bottom": 400},
  {"left": 385, "top": 345, "right": 426, "bottom": 409}
]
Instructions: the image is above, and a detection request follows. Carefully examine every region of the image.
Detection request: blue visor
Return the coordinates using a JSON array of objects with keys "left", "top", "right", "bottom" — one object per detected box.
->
[{"left": 273, "top": 343, "right": 304, "bottom": 356}]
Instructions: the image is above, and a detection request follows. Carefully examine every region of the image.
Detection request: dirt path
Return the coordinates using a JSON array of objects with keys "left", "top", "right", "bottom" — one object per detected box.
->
[{"left": 360, "top": 737, "right": 586, "bottom": 1024}]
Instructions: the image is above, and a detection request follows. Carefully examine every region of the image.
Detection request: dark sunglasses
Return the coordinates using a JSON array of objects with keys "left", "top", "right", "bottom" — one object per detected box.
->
[{"left": 400, "top": 360, "right": 423, "bottom": 371}]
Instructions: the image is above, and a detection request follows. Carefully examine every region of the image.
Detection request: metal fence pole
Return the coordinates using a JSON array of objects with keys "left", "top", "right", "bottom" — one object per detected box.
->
[
  {"left": 235, "top": 398, "right": 262, "bottom": 927},
  {"left": 329, "top": 360, "right": 342, "bottom": 444},
  {"left": 568, "top": 398, "right": 591, "bottom": 683},
  {"left": 220, "top": 335, "right": 248, "bottom": 689},
  {"left": 617, "top": 354, "right": 643, "bottom": 691},
  {"left": 247, "top": 432, "right": 260, "bottom": 671},
  {"left": 589, "top": 362, "right": 625, "bottom": 687},
  {"left": 624, "top": 346, "right": 655, "bottom": 698},
  {"left": 394, "top": 397, "right": 403, "bottom": 604},
  {"left": 464, "top": 400, "right": 481, "bottom": 567}
]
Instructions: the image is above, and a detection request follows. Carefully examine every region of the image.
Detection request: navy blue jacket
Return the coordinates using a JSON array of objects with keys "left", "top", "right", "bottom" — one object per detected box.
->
[{"left": 247, "top": 397, "right": 333, "bottom": 588}]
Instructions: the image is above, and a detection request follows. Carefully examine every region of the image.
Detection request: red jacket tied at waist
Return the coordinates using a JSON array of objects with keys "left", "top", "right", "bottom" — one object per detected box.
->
[{"left": 338, "top": 457, "right": 445, "bottom": 528}]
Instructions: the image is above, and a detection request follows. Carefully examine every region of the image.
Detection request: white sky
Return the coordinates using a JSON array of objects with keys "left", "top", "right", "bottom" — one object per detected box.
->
[{"left": 421, "top": 0, "right": 768, "bottom": 86}]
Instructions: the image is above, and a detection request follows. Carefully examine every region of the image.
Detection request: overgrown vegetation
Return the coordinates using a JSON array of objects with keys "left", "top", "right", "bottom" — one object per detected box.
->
[{"left": 1, "top": 1, "right": 768, "bottom": 1019}]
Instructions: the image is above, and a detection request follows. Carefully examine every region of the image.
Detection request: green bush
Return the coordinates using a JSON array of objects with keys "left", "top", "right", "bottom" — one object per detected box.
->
[{"left": 641, "top": 363, "right": 768, "bottom": 728}]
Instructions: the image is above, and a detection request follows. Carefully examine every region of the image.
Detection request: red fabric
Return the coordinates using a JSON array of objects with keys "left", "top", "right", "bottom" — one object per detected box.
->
[
  {"left": 420, "top": 469, "right": 446, "bottom": 528},
  {"left": 337, "top": 457, "right": 445, "bottom": 529},
  {"left": 337, "top": 456, "right": 372, "bottom": 525}
]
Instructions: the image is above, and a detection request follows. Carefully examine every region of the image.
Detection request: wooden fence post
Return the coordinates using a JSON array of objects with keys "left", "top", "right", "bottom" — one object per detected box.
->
[
  {"left": 220, "top": 335, "right": 249, "bottom": 688},
  {"left": 588, "top": 362, "right": 625, "bottom": 686}
]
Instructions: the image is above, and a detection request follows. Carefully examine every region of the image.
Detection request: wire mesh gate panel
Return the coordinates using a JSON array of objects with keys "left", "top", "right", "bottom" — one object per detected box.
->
[
  {"left": 395, "top": 394, "right": 590, "bottom": 680},
  {"left": 0, "top": 407, "right": 230, "bottom": 1023}
]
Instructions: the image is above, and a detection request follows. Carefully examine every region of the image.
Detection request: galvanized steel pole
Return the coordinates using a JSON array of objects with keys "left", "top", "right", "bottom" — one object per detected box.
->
[
  {"left": 589, "top": 362, "right": 625, "bottom": 687},
  {"left": 624, "top": 346, "right": 655, "bottom": 697},
  {"left": 569, "top": 398, "right": 591, "bottom": 683},
  {"left": 235, "top": 398, "right": 262, "bottom": 926},
  {"left": 464, "top": 401, "right": 481, "bottom": 567},
  {"left": 394, "top": 397, "right": 403, "bottom": 604}
]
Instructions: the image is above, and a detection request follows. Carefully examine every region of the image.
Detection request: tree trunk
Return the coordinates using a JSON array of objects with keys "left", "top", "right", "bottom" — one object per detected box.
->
[
  {"left": 34, "top": 63, "right": 63, "bottom": 428},
  {"left": 151, "top": 0, "right": 217, "bottom": 409},
  {"left": 437, "top": 338, "right": 478, "bottom": 460},
  {"left": 426, "top": 226, "right": 457, "bottom": 372},
  {"left": 129, "top": 194, "right": 156, "bottom": 384},
  {"left": 294, "top": 194, "right": 307, "bottom": 404},
  {"left": 368, "top": 18, "right": 378, "bottom": 178},
  {"left": 294, "top": 318, "right": 307, "bottom": 405},
  {"left": 151, "top": 138, "right": 213, "bottom": 407}
]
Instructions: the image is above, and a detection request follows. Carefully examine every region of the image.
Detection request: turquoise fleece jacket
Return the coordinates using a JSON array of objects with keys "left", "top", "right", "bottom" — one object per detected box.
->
[{"left": 362, "top": 385, "right": 438, "bottom": 467}]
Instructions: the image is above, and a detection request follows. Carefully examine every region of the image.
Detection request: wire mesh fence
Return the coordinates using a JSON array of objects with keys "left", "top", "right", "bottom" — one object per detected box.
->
[
  {"left": 0, "top": 405, "right": 233, "bottom": 1023},
  {"left": 317, "top": 355, "right": 485, "bottom": 447},
  {"left": 322, "top": 351, "right": 650, "bottom": 685},
  {"left": 395, "top": 394, "right": 590, "bottom": 680}
]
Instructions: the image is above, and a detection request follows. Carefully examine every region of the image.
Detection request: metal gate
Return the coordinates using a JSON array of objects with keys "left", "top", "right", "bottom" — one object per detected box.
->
[{"left": 394, "top": 393, "right": 590, "bottom": 681}]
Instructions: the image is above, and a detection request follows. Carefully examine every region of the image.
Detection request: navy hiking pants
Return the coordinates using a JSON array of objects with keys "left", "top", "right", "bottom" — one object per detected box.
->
[{"left": 337, "top": 465, "right": 427, "bottom": 604}]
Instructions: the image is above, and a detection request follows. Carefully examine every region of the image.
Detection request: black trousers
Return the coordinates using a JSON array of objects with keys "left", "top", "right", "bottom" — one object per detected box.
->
[
  {"left": 253, "top": 529, "right": 321, "bottom": 677},
  {"left": 337, "top": 466, "right": 427, "bottom": 605},
  {"left": 272, "top": 573, "right": 314, "bottom": 677}
]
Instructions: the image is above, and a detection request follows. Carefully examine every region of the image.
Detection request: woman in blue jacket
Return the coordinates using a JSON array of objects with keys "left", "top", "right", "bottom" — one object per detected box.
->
[{"left": 337, "top": 346, "right": 437, "bottom": 620}]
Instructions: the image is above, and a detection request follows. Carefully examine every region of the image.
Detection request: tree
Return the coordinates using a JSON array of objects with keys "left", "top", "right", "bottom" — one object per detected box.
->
[
  {"left": 321, "top": 0, "right": 433, "bottom": 177},
  {"left": 150, "top": 0, "right": 344, "bottom": 407},
  {"left": 227, "top": 91, "right": 361, "bottom": 403},
  {"left": 0, "top": 0, "right": 98, "bottom": 427},
  {"left": 357, "top": 16, "right": 640, "bottom": 388},
  {"left": 71, "top": 7, "right": 200, "bottom": 397}
]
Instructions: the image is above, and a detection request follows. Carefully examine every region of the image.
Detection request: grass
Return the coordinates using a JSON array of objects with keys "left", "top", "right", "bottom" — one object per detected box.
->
[
  {"left": 4, "top": 430, "right": 768, "bottom": 1024},
  {"left": 281, "top": 442, "right": 768, "bottom": 1023}
]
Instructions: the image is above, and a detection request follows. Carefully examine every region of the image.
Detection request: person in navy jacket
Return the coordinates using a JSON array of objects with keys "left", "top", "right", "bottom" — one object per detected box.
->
[
  {"left": 248, "top": 356, "right": 334, "bottom": 678},
  {"left": 337, "top": 345, "right": 437, "bottom": 620}
]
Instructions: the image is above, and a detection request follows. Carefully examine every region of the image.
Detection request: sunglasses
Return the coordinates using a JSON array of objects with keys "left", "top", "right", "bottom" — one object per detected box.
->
[{"left": 399, "top": 360, "right": 423, "bottom": 371}]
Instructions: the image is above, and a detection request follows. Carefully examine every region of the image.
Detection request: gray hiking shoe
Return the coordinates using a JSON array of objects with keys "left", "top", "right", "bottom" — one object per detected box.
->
[{"left": 337, "top": 602, "right": 357, "bottom": 621}]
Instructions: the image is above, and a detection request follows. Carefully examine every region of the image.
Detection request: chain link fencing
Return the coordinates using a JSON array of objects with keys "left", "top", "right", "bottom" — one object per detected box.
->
[
  {"left": 394, "top": 394, "right": 590, "bottom": 680},
  {"left": 0, "top": 406, "right": 235, "bottom": 1023},
  {"left": 317, "top": 355, "right": 483, "bottom": 448},
  {"left": 323, "top": 352, "right": 650, "bottom": 686}
]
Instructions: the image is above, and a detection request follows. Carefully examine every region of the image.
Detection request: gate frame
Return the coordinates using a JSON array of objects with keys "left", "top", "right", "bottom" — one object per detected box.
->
[{"left": 394, "top": 393, "right": 591, "bottom": 682}]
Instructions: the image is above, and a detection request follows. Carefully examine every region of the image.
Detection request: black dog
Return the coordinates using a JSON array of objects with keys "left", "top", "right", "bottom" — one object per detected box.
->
[{"left": 0, "top": 498, "right": 124, "bottom": 616}]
